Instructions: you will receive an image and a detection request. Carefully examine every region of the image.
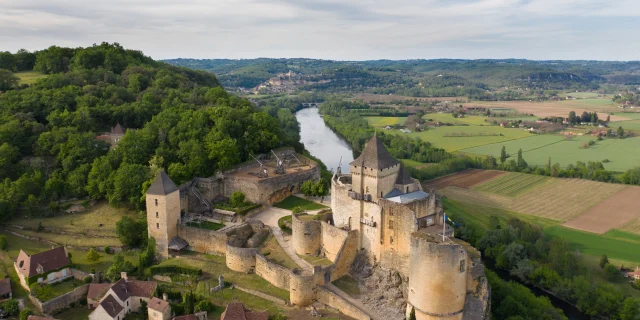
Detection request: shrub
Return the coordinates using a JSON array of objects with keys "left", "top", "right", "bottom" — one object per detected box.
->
[
  {"left": 84, "top": 276, "right": 93, "bottom": 284},
  {"left": 0, "top": 299, "right": 19, "bottom": 316},
  {"left": 90, "top": 268, "right": 96, "bottom": 274},
  {"left": 36, "top": 222, "right": 44, "bottom": 232},
  {"left": 230, "top": 191, "right": 245, "bottom": 207},
  {"left": 604, "top": 263, "right": 620, "bottom": 281},
  {"left": 18, "top": 307, "right": 33, "bottom": 320},
  {"left": 291, "top": 206, "right": 304, "bottom": 214},
  {"left": 104, "top": 246, "right": 111, "bottom": 254},
  {"left": 86, "top": 248, "right": 100, "bottom": 262},
  {"left": 195, "top": 300, "right": 215, "bottom": 312},
  {"left": 0, "top": 234, "right": 7, "bottom": 250}
]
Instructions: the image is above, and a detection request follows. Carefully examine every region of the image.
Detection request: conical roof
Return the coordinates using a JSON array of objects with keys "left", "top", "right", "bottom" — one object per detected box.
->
[
  {"left": 146, "top": 171, "right": 178, "bottom": 195},
  {"left": 111, "top": 123, "right": 125, "bottom": 135},
  {"left": 350, "top": 134, "right": 400, "bottom": 170},
  {"left": 395, "top": 164, "right": 413, "bottom": 185}
]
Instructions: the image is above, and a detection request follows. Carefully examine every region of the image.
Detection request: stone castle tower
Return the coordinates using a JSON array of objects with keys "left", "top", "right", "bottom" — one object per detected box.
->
[{"left": 146, "top": 171, "right": 180, "bottom": 258}]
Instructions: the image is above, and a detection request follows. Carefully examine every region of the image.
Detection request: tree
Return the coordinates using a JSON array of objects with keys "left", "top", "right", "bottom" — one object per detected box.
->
[
  {"left": 500, "top": 146, "right": 507, "bottom": 164},
  {"left": 606, "top": 115, "right": 611, "bottom": 123},
  {"left": 314, "top": 178, "right": 329, "bottom": 202},
  {"left": 516, "top": 149, "right": 527, "bottom": 169},
  {"left": 0, "top": 69, "right": 19, "bottom": 91},
  {"left": 0, "top": 299, "right": 19, "bottom": 316},
  {"left": 230, "top": 191, "right": 245, "bottom": 207},
  {"left": 195, "top": 300, "right": 214, "bottom": 313},
  {"left": 619, "top": 298, "right": 639, "bottom": 320},
  {"left": 86, "top": 248, "right": 101, "bottom": 262},
  {"left": 618, "top": 126, "right": 625, "bottom": 138},
  {"left": 183, "top": 291, "right": 195, "bottom": 314},
  {"left": 547, "top": 157, "right": 551, "bottom": 173},
  {"left": 599, "top": 254, "right": 609, "bottom": 268},
  {"left": 18, "top": 308, "right": 33, "bottom": 320},
  {"left": 300, "top": 180, "right": 315, "bottom": 196},
  {"left": 568, "top": 111, "right": 577, "bottom": 125},
  {"left": 489, "top": 216, "right": 501, "bottom": 230},
  {"left": 105, "top": 253, "right": 134, "bottom": 282},
  {"left": 108, "top": 163, "right": 149, "bottom": 207},
  {"left": 0, "top": 234, "right": 6, "bottom": 250},
  {"left": 115, "top": 216, "right": 146, "bottom": 247},
  {"left": 622, "top": 168, "right": 640, "bottom": 185},
  {"left": 604, "top": 263, "right": 620, "bottom": 281},
  {"left": 408, "top": 306, "right": 416, "bottom": 320}
]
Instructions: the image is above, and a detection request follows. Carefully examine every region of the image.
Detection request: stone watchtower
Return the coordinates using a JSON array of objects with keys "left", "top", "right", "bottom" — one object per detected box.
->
[
  {"left": 350, "top": 134, "right": 401, "bottom": 201},
  {"left": 146, "top": 171, "right": 180, "bottom": 259}
]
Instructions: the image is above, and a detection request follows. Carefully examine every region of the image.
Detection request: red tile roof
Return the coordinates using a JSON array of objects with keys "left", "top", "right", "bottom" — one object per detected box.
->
[
  {"left": 148, "top": 297, "right": 170, "bottom": 312},
  {"left": 15, "top": 247, "right": 70, "bottom": 277},
  {"left": 87, "top": 283, "right": 111, "bottom": 301}
]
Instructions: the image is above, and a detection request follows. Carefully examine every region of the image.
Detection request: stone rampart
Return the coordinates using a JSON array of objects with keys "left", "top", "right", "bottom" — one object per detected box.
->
[
  {"left": 330, "top": 229, "right": 359, "bottom": 281},
  {"left": 255, "top": 254, "right": 290, "bottom": 290},
  {"left": 30, "top": 283, "right": 89, "bottom": 314},
  {"left": 316, "top": 286, "right": 371, "bottom": 320},
  {"left": 320, "top": 222, "right": 349, "bottom": 262},
  {"left": 289, "top": 269, "right": 316, "bottom": 307},
  {"left": 225, "top": 244, "right": 258, "bottom": 273},
  {"left": 292, "top": 215, "right": 322, "bottom": 256},
  {"left": 178, "top": 225, "right": 227, "bottom": 254}
]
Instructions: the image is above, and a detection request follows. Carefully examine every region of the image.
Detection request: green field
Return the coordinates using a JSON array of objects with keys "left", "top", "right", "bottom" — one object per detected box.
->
[
  {"left": 15, "top": 71, "right": 47, "bottom": 85},
  {"left": 561, "top": 92, "right": 600, "bottom": 98},
  {"left": 490, "top": 115, "right": 540, "bottom": 122},
  {"left": 472, "top": 173, "right": 550, "bottom": 197},
  {"left": 364, "top": 116, "right": 406, "bottom": 127},
  {"left": 386, "top": 125, "right": 532, "bottom": 151},
  {"left": 423, "top": 113, "right": 489, "bottom": 126},
  {"left": 611, "top": 120, "right": 640, "bottom": 131},
  {"left": 463, "top": 134, "right": 640, "bottom": 172},
  {"left": 273, "top": 196, "right": 327, "bottom": 211},
  {"left": 614, "top": 112, "right": 640, "bottom": 120}
]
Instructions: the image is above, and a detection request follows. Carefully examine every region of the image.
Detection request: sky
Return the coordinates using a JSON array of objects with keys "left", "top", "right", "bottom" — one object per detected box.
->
[{"left": 1, "top": 0, "right": 640, "bottom": 61}]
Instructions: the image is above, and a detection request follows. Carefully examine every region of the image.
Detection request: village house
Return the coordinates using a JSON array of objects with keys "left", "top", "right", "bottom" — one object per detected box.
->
[
  {"left": 147, "top": 297, "right": 171, "bottom": 320},
  {"left": 96, "top": 123, "right": 126, "bottom": 148},
  {"left": 220, "top": 302, "right": 268, "bottom": 320},
  {"left": 0, "top": 277, "right": 11, "bottom": 301},
  {"left": 626, "top": 266, "right": 640, "bottom": 280},
  {"left": 14, "top": 247, "right": 71, "bottom": 290},
  {"left": 88, "top": 272, "right": 157, "bottom": 320}
]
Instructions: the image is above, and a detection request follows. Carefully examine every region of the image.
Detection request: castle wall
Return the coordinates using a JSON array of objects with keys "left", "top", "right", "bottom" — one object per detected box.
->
[
  {"left": 292, "top": 215, "right": 322, "bottom": 255},
  {"left": 147, "top": 190, "right": 180, "bottom": 258},
  {"left": 320, "top": 222, "right": 350, "bottom": 262},
  {"left": 225, "top": 244, "right": 258, "bottom": 273},
  {"left": 177, "top": 225, "right": 227, "bottom": 254},
  {"left": 378, "top": 200, "right": 418, "bottom": 278},
  {"left": 316, "top": 286, "right": 371, "bottom": 320},
  {"left": 255, "top": 254, "right": 290, "bottom": 290},
  {"left": 330, "top": 229, "right": 359, "bottom": 281},
  {"left": 408, "top": 235, "right": 468, "bottom": 320},
  {"left": 289, "top": 270, "right": 316, "bottom": 306},
  {"left": 331, "top": 179, "right": 361, "bottom": 230}
]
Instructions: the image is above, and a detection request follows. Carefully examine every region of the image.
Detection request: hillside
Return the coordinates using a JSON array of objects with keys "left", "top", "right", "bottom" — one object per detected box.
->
[{"left": 0, "top": 43, "right": 293, "bottom": 221}]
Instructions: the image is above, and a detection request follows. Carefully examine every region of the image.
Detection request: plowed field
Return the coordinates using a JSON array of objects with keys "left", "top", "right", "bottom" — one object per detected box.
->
[{"left": 563, "top": 186, "right": 640, "bottom": 234}]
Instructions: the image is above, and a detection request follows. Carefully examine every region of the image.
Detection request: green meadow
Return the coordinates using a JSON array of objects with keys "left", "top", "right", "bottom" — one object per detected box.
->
[
  {"left": 15, "top": 71, "right": 47, "bottom": 85},
  {"left": 364, "top": 116, "right": 407, "bottom": 127},
  {"left": 422, "top": 113, "right": 489, "bottom": 126}
]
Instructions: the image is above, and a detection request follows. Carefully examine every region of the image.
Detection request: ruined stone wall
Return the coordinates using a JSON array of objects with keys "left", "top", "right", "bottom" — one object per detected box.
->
[
  {"left": 225, "top": 244, "right": 258, "bottom": 273},
  {"left": 316, "top": 286, "right": 371, "bottom": 320},
  {"left": 292, "top": 215, "right": 322, "bottom": 256},
  {"left": 147, "top": 190, "right": 181, "bottom": 258},
  {"left": 289, "top": 270, "right": 316, "bottom": 307},
  {"left": 321, "top": 222, "right": 349, "bottom": 262},
  {"left": 30, "top": 283, "right": 89, "bottom": 314},
  {"left": 178, "top": 225, "right": 227, "bottom": 255},
  {"left": 330, "top": 177, "right": 360, "bottom": 230},
  {"left": 255, "top": 254, "right": 290, "bottom": 290},
  {"left": 408, "top": 235, "right": 468, "bottom": 320},
  {"left": 330, "top": 229, "right": 359, "bottom": 281}
]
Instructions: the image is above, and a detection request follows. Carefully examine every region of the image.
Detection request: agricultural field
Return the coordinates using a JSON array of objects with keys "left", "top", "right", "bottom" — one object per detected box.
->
[
  {"left": 399, "top": 158, "right": 435, "bottom": 169},
  {"left": 422, "top": 113, "right": 489, "bottom": 126},
  {"left": 15, "top": 71, "right": 47, "bottom": 85},
  {"left": 559, "top": 92, "right": 601, "bottom": 98},
  {"left": 385, "top": 125, "right": 532, "bottom": 151},
  {"left": 611, "top": 119, "right": 640, "bottom": 131},
  {"left": 472, "top": 173, "right": 551, "bottom": 197},
  {"left": 364, "top": 116, "right": 406, "bottom": 127},
  {"left": 462, "top": 99, "right": 624, "bottom": 121},
  {"left": 424, "top": 169, "right": 505, "bottom": 190},
  {"left": 463, "top": 134, "right": 640, "bottom": 172},
  {"left": 563, "top": 187, "right": 640, "bottom": 234}
]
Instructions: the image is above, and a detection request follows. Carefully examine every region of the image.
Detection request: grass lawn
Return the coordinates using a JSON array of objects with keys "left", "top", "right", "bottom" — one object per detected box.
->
[
  {"left": 611, "top": 120, "right": 640, "bottom": 131},
  {"left": 364, "top": 116, "right": 407, "bottom": 127},
  {"left": 15, "top": 71, "right": 47, "bottom": 85},
  {"left": 55, "top": 306, "right": 92, "bottom": 319},
  {"left": 154, "top": 253, "right": 290, "bottom": 301},
  {"left": 386, "top": 125, "right": 532, "bottom": 151},
  {"left": 423, "top": 113, "right": 489, "bottom": 126},
  {"left": 545, "top": 226, "right": 640, "bottom": 264},
  {"left": 400, "top": 158, "right": 434, "bottom": 169},
  {"left": 332, "top": 276, "right": 360, "bottom": 296},
  {"left": 259, "top": 235, "right": 298, "bottom": 269},
  {"left": 277, "top": 215, "right": 292, "bottom": 235},
  {"left": 34, "top": 279, "right": 85, "bottom": 301},
  {"left": 273, "top": 196, "right": 327, "bottom": 211},
  {"left": 297, "top": 254, "right": 333, "bottom": 266},
  {"left": 185, "top": 221, "right": 224, "bottom": 231}
]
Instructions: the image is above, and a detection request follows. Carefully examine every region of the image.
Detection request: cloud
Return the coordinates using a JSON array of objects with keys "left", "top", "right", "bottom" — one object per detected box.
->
[{"left": 0, "top": 0, "right": 639, "bottom": 60}]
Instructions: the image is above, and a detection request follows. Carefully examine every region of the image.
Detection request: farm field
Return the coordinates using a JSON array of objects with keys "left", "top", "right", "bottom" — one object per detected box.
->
[
  {"left": 472, "top": 172, "right": 551, "bottom": 197},
  {"left": 422, "top": 113, "right": 489, "bottom": 126},
  {"left": 424, "top": 169, "right": 505, "bottom": 189},
  {"left": 563, "top": 187, "right": 640, "bottom": 234},
  {"left": 545, "top": 226, "right": 640, "bottom": 264},
  {"left": 364, "top": 116, "right": 406, "bottom": 127},
  {"left": 428, "top": 171, "right": 630, "bottom": 223},
  {"left": 463, "top": 134, "right": 640, "bottom": 172},
  {"left": 385, "top": 125, "right": 532, "bottom": 151},
  {"left": 399, "top": 158, "right": 435, "bottom": 169},
  {"left": 15, "top": 71, "right": 47, "bottom": 85},
  {"left": 611, "top": 119, "right": 640, "bottom": 131},
  {"left": 559, "top": 92, "right": 601, "bottom": 98},
  {"left": 463, "top": 99, "right": 624, "bottom": 121}
]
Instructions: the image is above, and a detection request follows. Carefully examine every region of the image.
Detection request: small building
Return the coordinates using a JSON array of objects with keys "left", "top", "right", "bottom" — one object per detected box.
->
[
  {"left": 173, "top": 312, "right": 207, "bottom": 320},
  {"left": 88, "top": 272, "right": 158, "bottom": 320},
  {"left": 0, "top": 278, "right": 11, "bottom": 301},
  {"left": 96, "top": 123, "right": 126, "bottom": 148},
  {"left": 14, "top": 247, "right": 71, "bottom": 290},
  {"left": 221, "top": 302, "right": 268, "bottom": 320},
  {"left": 626, "top": 267, "right": 640, "bottom": 280},
  {"left": 148, "top": 297, "right": 171, "bottom": 320}
]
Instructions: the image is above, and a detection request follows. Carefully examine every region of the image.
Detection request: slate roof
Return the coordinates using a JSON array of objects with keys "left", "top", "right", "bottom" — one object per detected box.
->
[
  {"left": 0, "top": 278, "right": 10, "bottom": 297},
  {"left": 148, "top": 297, "right": 170, "bottom": 312},
  {"left": 100, "top": 294, "right": 124, "bottom": 318},
  {"left": 146, "top": 171, "right": 179, "bottom": 195},
  {"left": 111, "top": 123, "right": 125, "bottom": 135},
  {"left": 168, "top": 236, "right": 189, "bottom": 251},
  {"left": 222, "top": 302, "right": 268, "bottom": 320},
  {"left": 386, "top": 190, "right": 429, "bottom": 204},
  {"left": 15, "top": 247, "right": 70, "bottom": 277},
  {"left": 384, "top": 188, "right": 403, "bottom": 199},
  {"left": 395, "top": 164, "right": 413, "bottom": 185},
  {"left": 350, "top": 134, "right": 399, "bottom": 170},
  {"left": 110, "top": 278, "right": 157, "bottom": 301},
  {"left": 87, "top": 283, "right": 111, "bottom": 301}
]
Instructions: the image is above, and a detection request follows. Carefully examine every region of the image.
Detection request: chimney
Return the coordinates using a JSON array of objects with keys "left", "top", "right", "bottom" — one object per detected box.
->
[
  {"left": 163, "top": 293, "right": 168, "bottom": 301},
  {"left": 121, "top": 272, "right": 128, "bottom": 281}
]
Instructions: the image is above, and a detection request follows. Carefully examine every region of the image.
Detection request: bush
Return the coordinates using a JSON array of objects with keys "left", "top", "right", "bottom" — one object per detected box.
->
[
  {"left": 604, "top": 263, "right": 620, "bottom": 281},
  {"left": 0, "top": 299, "right": 19, "bottom": 316},
  {"left": 104, "top": 246, "right": 111, "bottom": 254},
  {"left": 36, "top": 222, "right": 44, "bottom": 232},
  {"left": 84, "top": 276, "right": 93, "bottom": 284},
  {"left": 18, "top": 307, "right": 33, "bottom": 320},
  {"left": 195, "top": 300, "right": 215, "bottom": 312},
  {"left": 230, "top": 191, "right": 245, "bottom": 207},
  {"left": 86, "top": 248, "right": 100, "bottom": 262},
  {"left": 291, "top": 206, "right": 304, "bottom": 214},
  {"left": 0, "top": 234, "right": 7, "bottom": 250}
]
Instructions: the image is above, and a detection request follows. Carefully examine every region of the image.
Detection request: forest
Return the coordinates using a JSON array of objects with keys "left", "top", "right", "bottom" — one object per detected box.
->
[{"left": 0, "top": 43, "right": 292, "bottom": 221}]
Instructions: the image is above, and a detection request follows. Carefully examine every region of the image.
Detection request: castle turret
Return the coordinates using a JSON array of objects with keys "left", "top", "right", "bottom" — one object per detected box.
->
[
  {"left": 146, "top": 171, "right": 180, "bottom": 259},
  {"left": 349, "top": 134, "right": 401, "bottom": 201}
]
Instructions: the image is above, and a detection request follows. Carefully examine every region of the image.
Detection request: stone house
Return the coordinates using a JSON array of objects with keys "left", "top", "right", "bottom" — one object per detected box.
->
[
  {"left": 96, "top": 123, "right": 126, "bottom": 148},
  {"left": 147, "top": 297, "right": 171, "bottom": 320},
  {"left": 14, "top": 247, "right": 71, "bottom": 290},
  {"left": 88, "top": 273, "right": 157, "bottom": 320},
  {"left": 0, "top": 278, "right": 11, "bottom": 301},
  {"left": 220, "top": 302, "right": 268, "bottom": 320}
]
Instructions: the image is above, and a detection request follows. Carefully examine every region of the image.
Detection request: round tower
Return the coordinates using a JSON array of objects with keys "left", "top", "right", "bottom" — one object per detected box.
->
[
  {"left": 225, "top": 244, "right": 257, "bottom": 273},
  {"left": 291, "top": 215, "right": 322, "bottom": 255},
  {"left": 289, "top": 269, "right": 316, "bottom": 306},
  {"left": 408, "top": 232, "right": 468, "bottom": 320}
]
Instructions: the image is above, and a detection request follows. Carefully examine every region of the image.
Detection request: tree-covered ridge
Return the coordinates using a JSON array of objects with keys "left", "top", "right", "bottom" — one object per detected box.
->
[{"left": 0, "top": 43, "right": 288, "bottom": 221}]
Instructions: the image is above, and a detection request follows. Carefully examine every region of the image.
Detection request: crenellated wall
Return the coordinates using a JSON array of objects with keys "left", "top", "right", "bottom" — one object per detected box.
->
[{"left": 255, "top": 254, "right": 290, "bottom": 290}]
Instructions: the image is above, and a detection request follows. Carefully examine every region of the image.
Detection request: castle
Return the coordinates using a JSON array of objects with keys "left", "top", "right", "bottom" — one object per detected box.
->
[{"left": 146, "top": 139, "right": 489, "bottom": 320}]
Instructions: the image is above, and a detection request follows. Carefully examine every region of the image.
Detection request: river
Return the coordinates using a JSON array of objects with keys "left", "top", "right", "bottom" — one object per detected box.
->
[
  {"left": 296, "top": 107, "right": 355, "bottom": 173},
  {"left": 296, "top": 106, "right": 588, "bottom": 319}
]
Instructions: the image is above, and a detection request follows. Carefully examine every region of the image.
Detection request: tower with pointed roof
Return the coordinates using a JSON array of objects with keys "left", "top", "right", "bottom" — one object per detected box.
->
[
  {"left": 146, "top": 171, "right": 180, "bottom": 258},
  {"left": 349, "top": 134, "right": 402, "bottom": 201}
]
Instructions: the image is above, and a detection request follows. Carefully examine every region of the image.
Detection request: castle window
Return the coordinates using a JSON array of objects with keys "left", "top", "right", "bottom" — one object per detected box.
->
[
  {"left": 155, "top": 199, "right": 158, "bottom": 206},
  {"left": 156, "top": 212, "right": 159, "bottom": 218},
  {"left": 156, "top": 223, "right": 159, "bottom": 229},
  {"left": 459, "top": 260, "right": 465, "bottom": 273},
  {"left": 390, "top": 236, "right": 394, "bottom": 244},
  {"left": 389, "top": 220, "right": 394, "bottom": 229}
]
